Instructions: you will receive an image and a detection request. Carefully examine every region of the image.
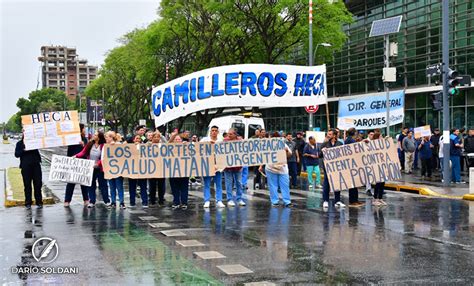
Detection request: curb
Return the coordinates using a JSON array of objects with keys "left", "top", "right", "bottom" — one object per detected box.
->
[
  {"left": 463, "top": 194, "right": 474, "bottom": 201},
  {"left": 4, "top": 167, "right": 56, "bottom": 207},
  {"left": 301, "top": 171, "right": 465, "bottom": 200}
]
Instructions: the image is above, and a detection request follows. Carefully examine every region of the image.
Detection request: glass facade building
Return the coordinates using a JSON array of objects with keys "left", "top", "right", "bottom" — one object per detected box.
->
[
  {"left": 268, "top": 0, "right": 474, "bottom": 133},
  {"left": 183, "top": 0, "right": 474, "bottom": 135}
]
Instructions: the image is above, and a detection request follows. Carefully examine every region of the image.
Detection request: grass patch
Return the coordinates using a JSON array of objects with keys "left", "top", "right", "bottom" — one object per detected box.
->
[{"left": 7, "top": 167, "right": 25, "bottom": 200}]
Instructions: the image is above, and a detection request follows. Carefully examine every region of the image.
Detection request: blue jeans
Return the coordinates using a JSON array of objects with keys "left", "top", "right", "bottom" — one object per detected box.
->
[
  {"left": 129, "top": 178, "right": 148, "bottom": 206},
  {"left": 169, "top": 177, "right": 189, "bottom": 205},
  {"left": 266, "top": 171, "right": 291, "bottom": 205},
  {"left": 89, "top": 169, "right": 109, "bottom": 204},
  {"left": 224, "top": 170, "right": 243, "bottom": 202},
  {"left": 64, "top": 183, "right": 88, "bottom": 202},
  {"left": 241, "top": 167, "right": 248, "bottom": 191},
  {"left": 451, "top": 155, "right": 461, "bottom": 182},
  {"left": 109, "top": 177, "right": 124, "bottom": 204},
  {"left": 306, "top": 165, "right": 321, "bottom": 187},
  {"left": 203, "top": 172, "right": 223, "bottom": 202}
]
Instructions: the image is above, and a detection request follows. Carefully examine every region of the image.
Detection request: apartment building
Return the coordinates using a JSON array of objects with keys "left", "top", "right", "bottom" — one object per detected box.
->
[{"left": 38, "top": 45, "right": 97, "bottom": 100}]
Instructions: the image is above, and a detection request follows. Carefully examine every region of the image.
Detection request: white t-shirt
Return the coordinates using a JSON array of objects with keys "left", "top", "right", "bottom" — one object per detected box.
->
[{"left": 200, "top": 136, "right": 223, "bottom": 143}]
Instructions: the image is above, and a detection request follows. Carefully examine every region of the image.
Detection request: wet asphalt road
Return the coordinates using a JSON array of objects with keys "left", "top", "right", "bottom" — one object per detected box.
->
[{"left": 1, "top": 141, "right": 474, "bottom": 285}]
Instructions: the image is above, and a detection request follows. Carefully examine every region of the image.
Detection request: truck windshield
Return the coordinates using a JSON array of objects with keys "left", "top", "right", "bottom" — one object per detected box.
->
[
  {"left": 248, "top": 124, "right": 262, "bottom": 138},
  {"left": 231, "top": 123, "right": 245, "bottom": 139}
]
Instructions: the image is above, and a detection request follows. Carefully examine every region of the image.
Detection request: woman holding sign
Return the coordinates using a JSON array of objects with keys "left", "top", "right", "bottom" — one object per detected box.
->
[
  {"left": 168, "top": 131, "right": 189, "bottom": 210},
  {"left": 105, "top": 131, "right": 126, "bottom": 209},
  {"left": 259, "top": 132, "right": 292, "bottom": 207},
  {"left": 128, "top": 135, "right": 149, "bottom": 208},
  {"left": 75, "top": 131, "right": 110, "bottom": 208},
  {"left": 148, "top": 131, "right": 167, "bottom": 206}
]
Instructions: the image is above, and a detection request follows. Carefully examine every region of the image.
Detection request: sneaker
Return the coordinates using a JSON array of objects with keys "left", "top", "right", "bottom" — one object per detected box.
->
[
  {"left": 335, "top": 201, "right": 346, "bottom": 208},
  {"left": 105, "top": 202, "right": 112, "bottom": 209},
  {"left": 111, "top": 203, "right": 116, "bottom": 208},
  {"left": 64, "top": 202, "right": 70, "bottom": 207},
  {"left": 255, "top": 183, "right": 260, "bottom": 190},
  {"left": 216, "top": 201, "right": 225, "bottom": 208},
  {"left": 142, "top": 205, "right": 149, "bottom": 209},
  {"left": 272, "top": 203, "right": 280, "bottom": 207},
  {"left": 83, "top": 200, "right": 90, "bottom": 206},
  {"left": 227, "top": 200, "right": 236, "bottom": 207},
  {"left": 171, "top": 204, "right": 180, "bottom": 210},
  {"left": 308, "top": 185, "right": 313, "bottom": 189},
  {"left": 181, "top": 204, "right": 188, "bottom": 210},
  {"left": 238, "top": 200, "right": 246, "bottom": 206},
  {"left": 285, "top": 203, "right": 293, "bottom": 208},
  {"left": 323, "top": 201, "right": 329, "bottom": 208},
  {"left": 129, "top": 204, "right": 136, "bottom": 209},
  {"left": 315, "top": 184, "right": 322, "bottom": 189},
  {"left": 37, "top": 205, "right": 43, "bottom": 209},
  {"left": 120, "top": 203, "right": 126, "bottom": 209},
  {"left": 87, "top": 203, "right": 95, "bottom": 208},
  {"left": 25, "top": 205, "right": 32, "bottom": 210},
  {"left": 203, "top": 201, "right": 210, "bottom": 208}
]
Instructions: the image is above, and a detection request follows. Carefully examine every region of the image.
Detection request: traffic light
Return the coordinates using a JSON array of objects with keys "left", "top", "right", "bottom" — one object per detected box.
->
[
  {"left": 447, "top": 68, "right": 459, "bottom": 96},
  {"left": 431, "top": 91, "right": 443, "bottom": 111}
]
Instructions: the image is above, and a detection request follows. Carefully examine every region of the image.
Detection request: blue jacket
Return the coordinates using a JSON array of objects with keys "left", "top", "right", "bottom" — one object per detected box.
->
[
  {"left": 419, "top": 140, "right": 433, "bottom": 160},
  {"left": 450, "top": 134, "right": 462, "bottom": 156}
]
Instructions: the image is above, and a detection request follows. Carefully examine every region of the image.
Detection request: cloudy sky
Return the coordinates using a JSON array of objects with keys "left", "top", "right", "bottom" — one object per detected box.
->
[{"left": 0, "top": 0, "right": 159, "bottom": 122}]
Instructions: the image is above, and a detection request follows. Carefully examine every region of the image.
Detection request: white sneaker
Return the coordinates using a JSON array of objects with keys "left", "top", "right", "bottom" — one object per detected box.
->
[
  {"left": 87, "top": 203, "right": 95, "bottom": 208},
  {"left": 335, "top": 201, "right": 346, "bottom": 208},
  {"left": 105, "top": 202, "right": 112, "bottom": 208},
  {"left": 255, "top": 183, "right": 260, "bottom": 190},
  {"left": 227, "top": 200, "right": 235, "bottom": 207},
  {"left": 216, "top": 201, "right": 225, "bottom": 208},
  {"left": 308, "top": 185, "right": 313, "bottom": 189},
  {"left": 323, "top": 201, "right": 329, "bottom": 208},
  {"left": 238, "top": 200, "right": 246, "bottom": 206},
  {"left": 203, "top": 201, "right": 210, "bottom": 208},
  {"left": 315, "top": 184, "right": 322, "bottom": 189}
]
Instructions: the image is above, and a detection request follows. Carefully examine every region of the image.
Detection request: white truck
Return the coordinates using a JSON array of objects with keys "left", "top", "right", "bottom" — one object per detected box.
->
[{"left": 207, "top": 113, "right": 265, "bottom": 139}]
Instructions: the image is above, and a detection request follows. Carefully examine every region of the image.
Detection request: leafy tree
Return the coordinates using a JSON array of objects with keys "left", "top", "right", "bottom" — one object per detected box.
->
[
  {"left": 86, "top": 0, "right": 353, "bottom": 135},
  {"left": 5, "top": 114, "right": 21, "bottom": 133}
]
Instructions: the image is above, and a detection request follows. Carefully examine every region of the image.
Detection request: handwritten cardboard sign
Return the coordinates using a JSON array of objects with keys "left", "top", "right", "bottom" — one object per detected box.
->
[
  {"left": 322, "top": 138, "right": 401, "bottom": 192},
  {"left": 48, "top": 155, "right": 95, "bottom": 186},
  {"left": 214, "top": 138, "right": 288, "bottom": 170},
  {"left": 414, "top": 125, "right": 431, "bottom": 139},
  {"left": 21, "top": 110, "right": 81, "bottom": 150},
  {"left": 102, "top": 143, "right": 216, "bottom": 179}
]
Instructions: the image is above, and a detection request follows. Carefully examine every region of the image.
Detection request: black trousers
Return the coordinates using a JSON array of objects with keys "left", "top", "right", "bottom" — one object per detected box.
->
[
  {"left": 348, "top": 188, "right": 359, "bottom": 204},
  {"left": 149, "top": 178, "right": 166, "bottom": 204},
  {"left": 374, "top": 182, "right": 385, "bottom": 199},
  {"left": 21, "top": 163, "right": 43, "bottom": 206},
  {"left": 421, "top": 158, "right": 432, "bottom": 177}
]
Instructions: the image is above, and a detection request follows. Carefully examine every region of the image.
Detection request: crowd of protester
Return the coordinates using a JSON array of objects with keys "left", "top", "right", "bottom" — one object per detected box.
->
[{"left": 14, "top": 122, "right": 473, "bottom": 210}]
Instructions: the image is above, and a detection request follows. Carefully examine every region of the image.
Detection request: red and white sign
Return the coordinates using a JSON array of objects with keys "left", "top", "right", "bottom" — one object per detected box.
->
[{"left": 305, "top": 105, "right": 319, "bottom": 114}]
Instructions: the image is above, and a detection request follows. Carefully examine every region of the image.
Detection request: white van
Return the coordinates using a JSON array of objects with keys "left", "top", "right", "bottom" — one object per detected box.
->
[{"left": 207, "top": 114, "right": 265, "bottom": 139}]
